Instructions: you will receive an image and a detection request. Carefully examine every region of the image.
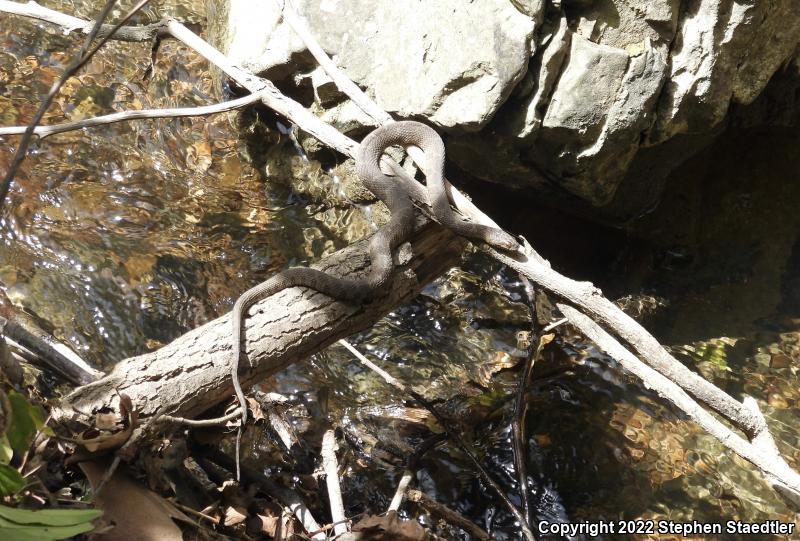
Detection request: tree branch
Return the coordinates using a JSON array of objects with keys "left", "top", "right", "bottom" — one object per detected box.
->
[
  {"left": 320, "top": 429, "right": 348, "bottom": 537},
  {"left": 0, "top": 93, "right": 264, "bottom": 138}
]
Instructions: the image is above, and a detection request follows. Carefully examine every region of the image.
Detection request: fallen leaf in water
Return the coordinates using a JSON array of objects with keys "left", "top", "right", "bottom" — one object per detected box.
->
[
  {"left": 123, "top": 254, "right": 156, "bottom": 285},
  {"left": 218, "top": 155, "right": 243, "bottom": 186},
  {"left": 186, "top": 139, "right": 212, "bottom": 173},
  {"left": 69, "top": 96, "right": 103, "bottom": 121},
  {"left": 475, "top": 351, "right": 516, "bottom": 387},
  {"left": 768, "top": 393, "right": 789, "bottom": 408},
  {"left": 769, "top": 353, "right": 792, "bottom": 369},
  {"left": 16, "top": 55, "right": 38, "bottom": 77},
  {"left": 0, "top": 96, "right": 17, "bottom": 125}
]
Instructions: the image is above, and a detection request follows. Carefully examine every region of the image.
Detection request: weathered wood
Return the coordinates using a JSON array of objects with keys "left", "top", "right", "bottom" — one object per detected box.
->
[{"left": 53, "top": 222, "right": 465, "bottom": 424}]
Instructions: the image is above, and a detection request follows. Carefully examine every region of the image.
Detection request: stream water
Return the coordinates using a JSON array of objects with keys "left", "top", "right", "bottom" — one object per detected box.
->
[{"left": 1, "top": 2, "right": 798, "bottom": 540}]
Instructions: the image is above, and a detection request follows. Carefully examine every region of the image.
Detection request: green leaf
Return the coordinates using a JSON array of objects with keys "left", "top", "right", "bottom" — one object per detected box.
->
[
  {"left": 0, "top": 505, "right": 102, "bottom": 526},
  {"left": 0, "top": 435, "right": 12, "bottom": 464},
  {"left": 0, "top": 464, "right": 25, "bottom": 496},
  {"left": 6, "top": 392, "right": 46, "bottom": 454},
  {"left": 0, "top": 514, "right": 98, "bottom": 541}
]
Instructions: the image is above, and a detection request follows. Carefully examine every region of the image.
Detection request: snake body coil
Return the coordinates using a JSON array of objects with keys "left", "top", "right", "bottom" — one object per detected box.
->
[{"left": 231, "top": 121, "right": 518, "bottom": 431}]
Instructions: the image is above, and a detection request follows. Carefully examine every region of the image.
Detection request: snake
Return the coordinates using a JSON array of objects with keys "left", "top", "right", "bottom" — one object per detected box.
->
[{"left": 230, "top": 120, "right": 518, "bottom": 435}]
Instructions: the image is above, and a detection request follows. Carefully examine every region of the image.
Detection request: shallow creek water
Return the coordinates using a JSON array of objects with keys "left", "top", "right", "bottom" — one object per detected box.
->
[{"left": 1, "top": 2, "right": 799, "bottom": 540}]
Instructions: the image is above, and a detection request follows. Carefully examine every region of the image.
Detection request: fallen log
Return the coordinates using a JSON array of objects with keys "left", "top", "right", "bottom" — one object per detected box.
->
[{"left": 52, "top": 221, "right": 465, "bottom": 424}]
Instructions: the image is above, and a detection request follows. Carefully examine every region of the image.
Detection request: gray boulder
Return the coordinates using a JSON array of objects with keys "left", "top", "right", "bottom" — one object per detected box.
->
[
  {"left": 211, "top": 0, "right": 800, "bottom": 218},
  {"left": 220, "top": 0, "right": 539, "bottom": 130}
]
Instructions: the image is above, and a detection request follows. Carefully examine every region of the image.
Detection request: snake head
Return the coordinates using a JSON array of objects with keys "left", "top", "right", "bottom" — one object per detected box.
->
[{"left": 491, "top": 230, "right": 521, "bottom": 252}]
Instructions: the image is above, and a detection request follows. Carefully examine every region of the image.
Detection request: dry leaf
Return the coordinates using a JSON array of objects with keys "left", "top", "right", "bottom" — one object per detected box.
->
[
  {"left": 277, "top": 512, "right": 295, "bottom": 540},
  {"left": 79, "top": 431, "right": 127, "bottom": 453},
  {"left": 538, "top": 333, "right": 555, "bottom": 350},
  {"left": 246, "top": 397, "right": 265, "bottom": 422},
  {"left": 255, "top": 513, "right": 279, "bottom": 536},
  {"left": 224, "top": 506, "right": 248, "bottom": 527},
  {"left": 80, "top": 459, "right": 189, "bottom": 541},
  {"left": 186, "top": 139, "right": 212, "bottom": 173},
  {"left": 123, "top": 254, "right": 156, "bottom": 285},
  {"left": 76, "top": 395, "right": 138, "bottom": 453}
]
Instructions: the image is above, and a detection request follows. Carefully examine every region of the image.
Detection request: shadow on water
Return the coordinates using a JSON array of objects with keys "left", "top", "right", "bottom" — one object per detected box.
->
[{"left": 1, "top": 2, "right": 799, "bottom": 540}]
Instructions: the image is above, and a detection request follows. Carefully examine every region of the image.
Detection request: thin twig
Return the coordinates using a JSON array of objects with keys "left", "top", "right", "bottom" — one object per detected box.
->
[
  {"left": 0, "top": 0, "right": 151, "bottom": 210},
  {"left": 173, "top": 502, "right": 219, "bottom": 524},
  {"left": 338, "top": 339, "right": 536, "bottom": 540},
  {"left": 512, "top": 276, "right": 537, "bottom": 526},
  {"left": 306, "top": 516, "right": 361, "bottom": 537},
  {"left": 387, "top": 469, "right": 414, "bottom": 512},
  {"left": 0, "top": 92, "right": 264, "bottom": 138},
  {"left": 0, "top": 0, "right": 88, "bottom": 31},
  {"left": 18, "top": 414, "right": 52, "bottom": 475},
  {"left": 21, "top": 463, "right": 43, "bottom": 479},
  {"left": 543, "top": 318, "right": 568, "bottom": 332},
  {"left": 277, "top": 0, "right": 391, "bottom": 125},
  {"left": 321, "top": 429, "right": 348, "bottom": 536},
  {"left": 27, "top": 477, "right": 56, "bottom": 506},
  {"left": 156, "top": 408, "right": 243, "bottom": 427},
  {"left": 338, "top": 339, "right": 406, "bottom": 390},
  {"left": 92, "top": 454, "right": 122, "bottom": 498}
]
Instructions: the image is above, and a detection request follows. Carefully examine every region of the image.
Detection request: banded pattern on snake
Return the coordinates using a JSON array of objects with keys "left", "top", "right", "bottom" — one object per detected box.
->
[{"left": 230, "top": 121, "right": 518, "bottom": 444}]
